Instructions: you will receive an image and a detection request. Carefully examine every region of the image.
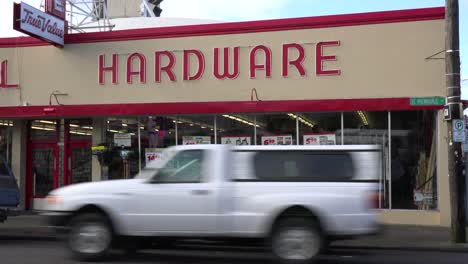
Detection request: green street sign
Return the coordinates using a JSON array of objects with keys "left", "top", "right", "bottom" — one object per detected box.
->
[{"left": 410, "top": 97, "right": 445, "bottom": 106}]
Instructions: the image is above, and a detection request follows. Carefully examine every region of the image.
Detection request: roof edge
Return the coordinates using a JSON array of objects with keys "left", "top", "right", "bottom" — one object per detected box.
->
[{"left": 0, "top": 7, "right": 445, "bottom": 48}]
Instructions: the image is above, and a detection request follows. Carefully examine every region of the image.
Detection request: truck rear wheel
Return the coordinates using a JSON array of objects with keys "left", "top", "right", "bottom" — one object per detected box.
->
[
  {"left": 68, "top": 213, "right": 113, "bottom": 261},
  {"left": 270, "top": 217, "right": 323, "bottom": 264}
]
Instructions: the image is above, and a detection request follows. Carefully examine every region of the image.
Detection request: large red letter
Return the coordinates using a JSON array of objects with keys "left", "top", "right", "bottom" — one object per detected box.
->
[
  {"left": 0, "top": 60, "right": 19, "bottom": 89},
  {"left": 282, "top": 44, "right": 306, "bottom": 77},
  {"left": 183, "top": 50, "right": 205, "bottom": 81},
  {"left": 98, "top": 54, "right": 118, "bottom": 85},
  {"left": 250, "top": 45, "right": 272, "bottom": 78},
  {"left": 213, "top": 47, "right": 240, "bottom": 79},
  {"left": 126, "top": 53, "right": 146, "bottom": 84},
  {"left": 316, "top": 41, "right": 341, "bottom": 76},
  {"left": 155, "top": 51, "right": 176, "bottom": 82}
]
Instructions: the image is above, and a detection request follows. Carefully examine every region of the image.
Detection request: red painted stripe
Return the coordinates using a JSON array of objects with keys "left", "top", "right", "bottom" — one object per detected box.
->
[
  {"left": 0, "top": 7, "right": 444, "bottom": 48},
  {"left": 0, "top": 98, "right": 442, "bottom": 118}
]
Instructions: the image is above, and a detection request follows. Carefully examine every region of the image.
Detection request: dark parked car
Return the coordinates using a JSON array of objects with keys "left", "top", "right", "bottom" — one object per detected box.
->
[{"left": 0, "top": 156, "right": 20, "bottom": 222}]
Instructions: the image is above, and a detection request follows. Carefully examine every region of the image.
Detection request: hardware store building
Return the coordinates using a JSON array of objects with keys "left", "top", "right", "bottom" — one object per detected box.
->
[{"left": 0, "top": 7, "right": 457, "bottom": 226}]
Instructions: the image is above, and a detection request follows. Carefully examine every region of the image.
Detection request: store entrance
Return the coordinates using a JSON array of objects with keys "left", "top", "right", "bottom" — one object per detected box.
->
[
  {"left": 66, "top": 141, "right": 92, "bottom": 185},
  {"left": 27, "top": 142, "right": 58, "bottom": 209},
  {"left": 26, "top": 119, "right": 93, "bottom": 209}
]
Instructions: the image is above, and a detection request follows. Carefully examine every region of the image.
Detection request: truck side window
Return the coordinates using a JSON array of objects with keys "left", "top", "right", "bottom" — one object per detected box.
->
[
  {"left": 253, "top": 151, "right": 354, "bottom": 181},
  {"left": 154, "top": 150, "right": 204, "bottom": 183}
]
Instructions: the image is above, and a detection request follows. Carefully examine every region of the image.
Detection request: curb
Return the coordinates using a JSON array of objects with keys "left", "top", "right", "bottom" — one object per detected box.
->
[{"left": 332, "top": 244, "right": 468, "bottom": 253}]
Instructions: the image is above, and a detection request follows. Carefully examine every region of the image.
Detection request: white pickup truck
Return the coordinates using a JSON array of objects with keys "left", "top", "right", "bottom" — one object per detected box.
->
[{"left": 43, "top": 145, "right": 381, "bottom": 263}]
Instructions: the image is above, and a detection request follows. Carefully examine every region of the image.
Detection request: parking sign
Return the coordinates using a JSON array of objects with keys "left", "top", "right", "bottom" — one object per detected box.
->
[{"left": 453, "top": 119, "right": 465, "bottom": 142}]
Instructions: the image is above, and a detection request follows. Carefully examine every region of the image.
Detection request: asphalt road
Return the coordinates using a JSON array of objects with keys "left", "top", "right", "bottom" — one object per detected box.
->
[{"left": 0, "top": 237, "right": 468, "bottom": 264}]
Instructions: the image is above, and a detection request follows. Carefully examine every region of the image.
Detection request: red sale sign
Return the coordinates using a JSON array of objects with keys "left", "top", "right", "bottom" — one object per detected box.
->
[
  {"left": 304, "top": 133, "right": 336, "bottom": 145},
  {"left": 261, "top": 135, "right": 292, "bottom": 145}
]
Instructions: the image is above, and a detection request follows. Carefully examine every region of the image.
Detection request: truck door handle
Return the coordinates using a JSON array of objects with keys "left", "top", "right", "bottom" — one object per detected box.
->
[{"left": 190, "top": 189, "right": 211, "bottom": 195}]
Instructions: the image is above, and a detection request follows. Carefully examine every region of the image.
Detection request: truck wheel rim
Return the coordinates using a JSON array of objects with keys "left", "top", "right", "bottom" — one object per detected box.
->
[
  {"left": 273, "top": 227, "right": 319, "bottom": 260},
  {"left": 70, "top": 222, "right": 111, "bottom": 254}
]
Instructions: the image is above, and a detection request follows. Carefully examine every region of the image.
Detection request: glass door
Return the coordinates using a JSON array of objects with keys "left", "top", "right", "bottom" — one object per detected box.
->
[
  {"left": 26, "top": 143, "right": 58, "bottom": 208},
  {"left": 66, "top": 141, "right": 92, "bottom": 185}
]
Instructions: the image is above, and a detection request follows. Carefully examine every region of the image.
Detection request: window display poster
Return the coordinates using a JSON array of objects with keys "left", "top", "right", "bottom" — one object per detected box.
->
[
  {"left": 221, "top": 136, "right": 251, "bottom": 145},
  {"left": 304, "top": 133, "right": 336, "bottom": 145},
  {"left": 182, "top": 136, "right": 211, "bottom": 145},
  {"left": 114, "top": 133, "right": 132, "bottom": 147},
  {"left": 145, "top": 148, "right": 164, "bottom": 163},
  {"left": 261, "top": 135, "right": 293, "bottom": 145}
]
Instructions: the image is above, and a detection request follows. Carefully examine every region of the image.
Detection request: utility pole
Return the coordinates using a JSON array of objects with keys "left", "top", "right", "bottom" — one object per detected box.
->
[{"left": 445, "top": 0, "right": 466, "bottom": 243}]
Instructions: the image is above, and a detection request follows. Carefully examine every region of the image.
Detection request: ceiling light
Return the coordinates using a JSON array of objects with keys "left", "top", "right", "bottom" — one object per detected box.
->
[{"left": 39, "top": 120, "right": 56, "bottom": 124}]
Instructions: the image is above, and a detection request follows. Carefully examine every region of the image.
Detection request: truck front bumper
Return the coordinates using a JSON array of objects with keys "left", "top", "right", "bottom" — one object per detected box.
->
[{"left": 41, "top": 211, "right": 72, "bottom": 229}]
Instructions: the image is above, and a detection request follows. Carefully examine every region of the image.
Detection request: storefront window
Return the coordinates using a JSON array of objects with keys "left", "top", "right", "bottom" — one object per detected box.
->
[
  {"left": 32, "top": 147, "right": 55, "bottom": 197},
  {"left": 0, "top": 120, "right": 13, "bottom": 166},
  {"left": 217, "top": 114, "right": 256, "bottom": 145},
  {"left": 298, "top": 112, "right": 341, "bottom": 145},
  {"left": 30, "top": 120, "right": 58, "bottom": 141},
  {"left": 140, "top": 116, "right": 176, "bottom": 168},
  {"left": 176, "top": 115, "right": 214, "bottom": 145},
  {"left": 68, "top": 119, "right": 93, "bottom": 140},
  {"left": 344, "top": 111, "right": 389, "bottom": 208},
  {"left": 256, "top": 113, "right": 296, "bottom": 145},
  {"left": 391, "top": 110, "right": 437, "bottom": 210},
  {"left": 106, "top": 118, "right": 140, "bottom": 179}
]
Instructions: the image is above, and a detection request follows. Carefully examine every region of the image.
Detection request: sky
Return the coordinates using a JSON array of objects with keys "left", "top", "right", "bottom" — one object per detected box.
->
[{"left": 0, "top": 0, "right": 467, "bottom": 94}]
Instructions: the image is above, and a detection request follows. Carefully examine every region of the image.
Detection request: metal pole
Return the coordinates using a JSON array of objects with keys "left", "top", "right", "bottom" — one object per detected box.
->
[
  {"left": 388, "top": 111, "right": 392, "bottom": 209},
  {"left": 445, "top": 0, "right": 466, "bottom": 243},
  {"left": 175, "top": 118, "right": 178, "bottom": 146},
  {"left": 6, "top": 121, "right": 10, "bottom": 164},
  {"left": 138, "top": 117, "right": 142, "bottom": 173},
  {"left": 214, "top": 116, "right": 217, "bottom": 144},
  {"left": 296, "top": 115, "right": 299, "bottom": 145},
  {"left": 254, "top": 115, "right": 257, "bottom": 145},
  {"left": 341, "top": 112, "right": 344, "bottom": 145}
]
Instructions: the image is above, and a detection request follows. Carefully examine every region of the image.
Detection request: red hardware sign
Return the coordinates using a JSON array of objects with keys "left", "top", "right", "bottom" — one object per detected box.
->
[
  {"left": 0, "top": 60, "right": 19, "bottom": 89},
  {"left": 98, "top": 41, "right": 341, "bottom": 85}
]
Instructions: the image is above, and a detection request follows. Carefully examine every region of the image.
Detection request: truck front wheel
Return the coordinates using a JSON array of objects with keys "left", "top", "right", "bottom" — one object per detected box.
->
[
  {"left": 270, "top": 217, "right": 323, "bottom": 264},
  {"left": 68, "top": 213, "right": 113, "bottom": 261}
]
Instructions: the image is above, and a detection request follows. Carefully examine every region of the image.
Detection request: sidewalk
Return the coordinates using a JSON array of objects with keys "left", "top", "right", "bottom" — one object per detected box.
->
[
  {"left": 332, "top": 224, "right": 468, "bottom": 252},
  {"left": 1, "top": 214, "right": 468, "bottom": 252}
]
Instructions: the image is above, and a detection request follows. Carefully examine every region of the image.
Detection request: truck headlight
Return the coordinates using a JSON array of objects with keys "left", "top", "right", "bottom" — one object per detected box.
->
[{"left": 46, "top": 195, "right": 62, "bottom": 206}]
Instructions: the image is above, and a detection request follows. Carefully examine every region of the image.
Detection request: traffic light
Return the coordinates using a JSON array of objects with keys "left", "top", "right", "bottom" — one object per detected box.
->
[{"left": 149, "top": 0, "right": 163, "bottom": 17}]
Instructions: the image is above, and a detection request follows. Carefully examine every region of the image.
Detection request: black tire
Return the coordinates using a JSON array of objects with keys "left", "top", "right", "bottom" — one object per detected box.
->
[
  {"left": 67, "top": 213, "right": 113, "bottom": 261},
  {"left": 270, "top": 217, "right": 324, "bottom": 264}
]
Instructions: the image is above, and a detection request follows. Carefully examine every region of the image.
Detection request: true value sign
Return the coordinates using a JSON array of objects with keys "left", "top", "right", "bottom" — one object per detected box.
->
[{"left": 13, "top": 2, "right": 65, "bottom": 47}]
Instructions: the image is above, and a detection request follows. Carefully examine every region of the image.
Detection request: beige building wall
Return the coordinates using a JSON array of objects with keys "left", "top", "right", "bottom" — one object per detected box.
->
[
  {"left": 107, "top": 0, "right": 142, "bottom": 18},
  {"left": 438, "top": 111, "right": 451, "bottom": 227},
  {"left": 0, "top": 19, "right": 444, "bottom": 107},
  {"left": 91, "top": 118, "right": 107, "bottom": 182},
  {"left": 11, "top": 120, "right": 27, "bottom": 210}
]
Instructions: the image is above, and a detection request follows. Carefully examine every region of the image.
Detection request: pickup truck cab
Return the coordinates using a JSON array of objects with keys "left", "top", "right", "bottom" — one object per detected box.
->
[
  {"left": 43, "top": 144, "right": 381, "bottom": 263},
  {"left": 0, "top": 156, "right": 20, "bottom": 223}
]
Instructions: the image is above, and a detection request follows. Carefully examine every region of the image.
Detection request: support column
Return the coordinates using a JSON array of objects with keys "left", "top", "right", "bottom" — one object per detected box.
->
[
  {"left": 11, "top": 120, "right": 27, "bottom": 210},
  {"left": 92, "top": 118, "right": 107, "bottom": 182},
  {"left": 439, "top": 110, "right": 451, "bottom": 226}
]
